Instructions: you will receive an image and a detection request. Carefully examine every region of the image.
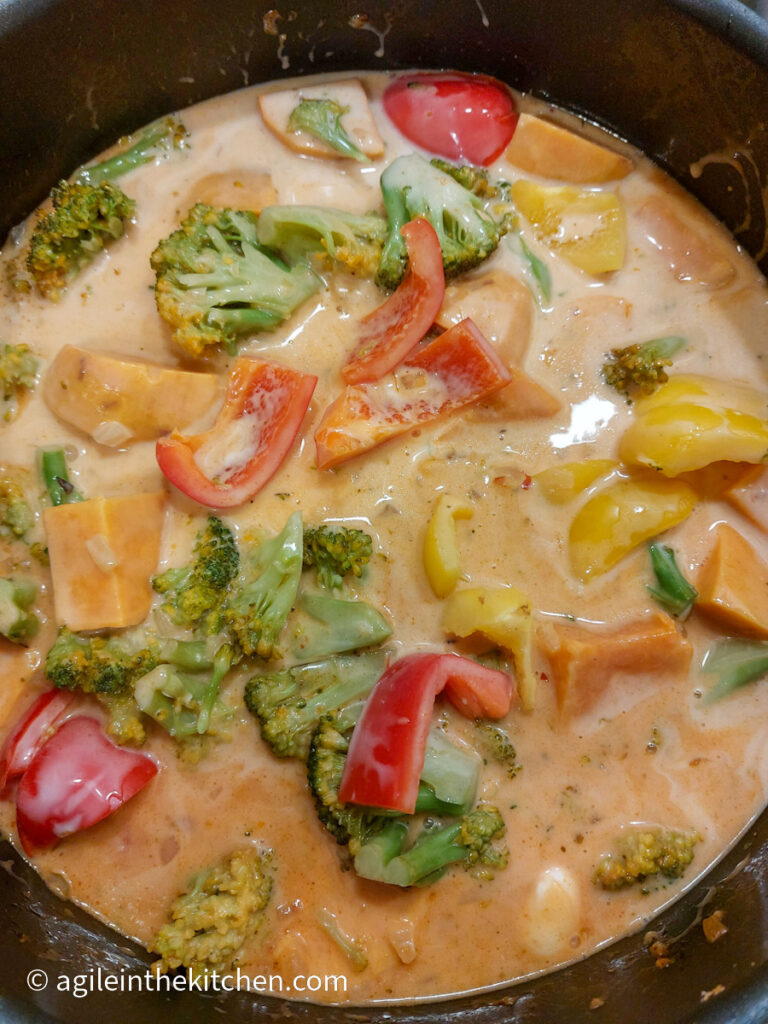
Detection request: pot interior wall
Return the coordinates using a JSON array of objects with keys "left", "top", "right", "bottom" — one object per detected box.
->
[{"left": 1, "top": 0, "right": 768, "bottom": 1021}]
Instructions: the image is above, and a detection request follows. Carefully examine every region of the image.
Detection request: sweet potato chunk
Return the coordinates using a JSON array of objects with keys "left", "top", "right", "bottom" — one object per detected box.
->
[
  {"left": 467, "top": 367, "right": 561, "bottom": 422},
  {"left": 44, "top": 493, "right": 165, "bottom": 632},
  {"left": 544, "top": 611, "right": 692, "bottom": 717},
  {"left": 187, "top": 170, "right": 277, "bottom": 212},
  {"left": 259, "top": 79, "right": 384, "bottom": 159},
  {"left": 505, "top": 114, "right": 632, "bottom": 183},
  {"left": 724, "top": 465, "right": 768, "bottom": 533},
  {"left": 696, "top": 523, "right": 768, "bottom": 637},
  {"left": 436, "top": 271, "right": 533, "bottom": 366},
  {"left": 44, "top": 346, "right": 223, "bottom": 446},
  {"left": 637, "top": 195, "right": 734, "bottom": 289}
]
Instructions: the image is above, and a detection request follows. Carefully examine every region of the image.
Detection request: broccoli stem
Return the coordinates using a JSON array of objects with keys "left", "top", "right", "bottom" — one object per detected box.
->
[
  {"left": 353, "top": 819, "right": 467, "bottom": 887},
  {"left": 420, "top": 728, "right": 479, "bottom": 815},
  {"left": 647, "top": 544, "right": 698, "bottom": 618},
  {"left": 39, "top": 448, "right": 83, "bottom": 506},
  {"left": 316, "top": 909, "right": 369, "bottom": 972},
  {"left": 76, "top": 117, "right": 187, "bottom": 186},
  {"left": 197, "top": 643, "right": 234, "bottom": 735},
  {"left": 291, "top": 592, "right": 392, "bottom": 662}
]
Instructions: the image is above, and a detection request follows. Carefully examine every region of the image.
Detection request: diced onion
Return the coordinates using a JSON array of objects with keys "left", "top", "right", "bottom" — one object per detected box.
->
[
  {"left": 85, "top": 535, "right": 120, "bottom": 571},
  {"left": 92, "top": 420, "right": 133, "bottom": 446}
]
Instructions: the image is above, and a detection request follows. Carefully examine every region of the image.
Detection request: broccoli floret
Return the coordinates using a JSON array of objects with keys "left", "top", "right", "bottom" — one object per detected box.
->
[
  {"left": 26, "top": 181, "right": 135, "bottom": 300},
  {"left": 153, "top": 516, "right": 239, "bottom": 634},
  {"left": 593, "top": 827, "right": 701, "bottom": 891},
  {"left": 244, "top": 651, "right": 386, "bottom": 759},
  {"left": 603, "top": 336, "right": 687, "bottom": 399},
  {"left": 44, "top": 628, "right": 215, "bottom": 745},
  {"left": 151, "top": 848, "right": 273, "bottom": 979},
  {"left": 353, "top": 805, "right": 508, "bottom": 888},
  {"left": 0, "top": 343, "right": 38, "bottom": 423},
  {"left": 225, "top": 511, "right": 303, "bottom": 659},
  {"left": 287, "top": 99, "right": 369, "bottom": 163},
  {"left": 0, "top": 577, "right": 38, "bottom": 644},
  {"left": 474, "top": 722, "right": 522, "bottom": 779},
  {"left": 302, "top": 525, "right": 373, "bottom": 590},
  {"left": 257, "top": 205, "right": 387, "bottom": 277},
  {"left": 98, "top": 693, "right": 148, "bottom": 746},
  {"left": 307, "top": 717, "right": 481, "bottom": 857},
  {"left": 150, "top": 204, "right": 320, "bottom": 356},
  {"left": 290, "top": 591, "right": 391, "bottom": 662},
  {"left": 45, "top": 626, "right": 157, "bottom": 695},
  {"left": 75, "top": 116, "right": 189, "bottom": 187},
  {"left": 429, "top": 158, "right": 506, "bottom": 200},
  {"left": 134, "top": 643, "right": 234, "bottom": 739},
  {"left": 376, "top": 154, "right": 511, "bottom": 290},
  {"left": 0, "top": 470, "right": 35, "bottom": 541}
]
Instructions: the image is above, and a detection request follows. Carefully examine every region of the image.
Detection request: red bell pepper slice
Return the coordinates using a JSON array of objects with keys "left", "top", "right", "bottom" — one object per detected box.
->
[
  {"left": 157, "top": 357, "right": 317, "bottom": 509},
  {"left": 382, "top": 72, "right": 519, "bottom": 167},
  {"left": 338, "top": 652, "right": 514, "bottom": 814},
  {"left": 0, "top": 690, "right": 74, "bottom": 793},
  {"left": 342, "top": 218, "right": 445, "bottom": 385},
  {"left": 315, "top": 318, "right": 512, "bottom": 470},
  {"left": 16, "top": 716, "right": 158, "bottom": 853}
]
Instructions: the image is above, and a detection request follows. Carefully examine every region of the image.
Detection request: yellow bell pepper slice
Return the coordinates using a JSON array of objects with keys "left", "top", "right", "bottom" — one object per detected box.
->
[
  {"left": 423, "top": 493, "right": 473, "bottom": 598},
  {"left": 569, "top": 474, "right": 696, "bottom": 581},
  {"left": 442, "top": 587, "right": 536, "bottom": 710},
  {"left": 535, "top": 459, "right": 617, "bottom": 504},
  {"left": 620, "top": 375, "right": 768, "bottom": 477},
  {"left": 512, "top": 180, "right": 625, "bottom": 274}
]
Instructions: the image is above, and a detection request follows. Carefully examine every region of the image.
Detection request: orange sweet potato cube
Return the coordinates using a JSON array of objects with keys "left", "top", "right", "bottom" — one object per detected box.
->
[
  {"left": 724, "top": 465, "right": 768, "bottom": 533},
  {"left": 696, "top": 523, "right": 768, "bottom": 638},
  {"left": 544, "top": 611, "right": 692, "bottom": 717},
  {"left": 44, "top": 493, "right": 166, "bottom": 632}
]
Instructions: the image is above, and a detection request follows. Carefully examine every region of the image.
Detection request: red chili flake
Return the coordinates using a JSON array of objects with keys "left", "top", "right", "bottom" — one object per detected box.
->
[{"left": 521, "top": 475, "right": 533, "bottom": 490}]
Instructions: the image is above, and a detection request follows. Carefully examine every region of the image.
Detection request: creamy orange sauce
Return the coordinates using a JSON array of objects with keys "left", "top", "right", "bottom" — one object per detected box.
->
[{"left": 1, "top": 71, "right": 768, "bottom": 1005}]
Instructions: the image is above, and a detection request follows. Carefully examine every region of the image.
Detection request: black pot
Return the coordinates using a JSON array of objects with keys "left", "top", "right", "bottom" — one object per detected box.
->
[{"left": 2, "top": 1, "right": 768, "bottom": 1021}]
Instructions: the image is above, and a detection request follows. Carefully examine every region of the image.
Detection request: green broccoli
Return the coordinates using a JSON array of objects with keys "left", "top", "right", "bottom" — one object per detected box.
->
[
  {"left": 307, "top": 716, "right": 481, "bottom": 858},
  {"left": 26, "top": 181, "right": 135, "bottom": 300},
  {"left": 0, "top": 343, "right": 38, "bottom": 422},
  {"left": 244, "top": 650, "right": 386, "bottom": 759},
  {"left": 151, "top": 848, "right": 273, "bottom": 979},
  {"left": 429, "top": 158, "right": 506, "bottom": 200},
  {"left": 593, "top": 827, "right": 701, "bottom": 891},
  {"left": 290, "top": 591, "right": 391, "bottom": 662},
  {"left": 150, "top": 204, "right": 320, "bottom": 356},
  {"left": 352, "top": 806, "right": 508, "bottom": 888},
  {"left": 153, "top": 516, "right": 239, "bottom": 634},
  {"left": 256, "top": 205, "right": 387, "bottom": 277},
  {"left": 75, "top": 116, "right": 189, "bottom": 187},
  {"left": 603, "top": 336, "right": 687, "bottom": 400},
  {"left": 302, "top": 524, "right": 373, "bottom": 590},
  {"left": 474, "top": 722, "right": 522, "bottom": 779},
  {"left": 0, "top": 470, "right": 35, "bottom": 541},
  {"left": 0, "top": 577, "right": 38, "bottom": 644},
  {"left": 225, "top": 511, "right": 303, "bottom": 659},
  {"left": 25, "top": 116, "right": 188, "bottom": 301},
  {"left": 44, "top": 627, "right": 215, "bottom": 744},
  {"left": 134, "top": 643, "right": 234, "bottom": 739},
  {"left": 287, "top": 99, "right": 369, "bottom": 163},
  {"left": 376, "top": 154, "right": 512, "bottom": 290}
]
